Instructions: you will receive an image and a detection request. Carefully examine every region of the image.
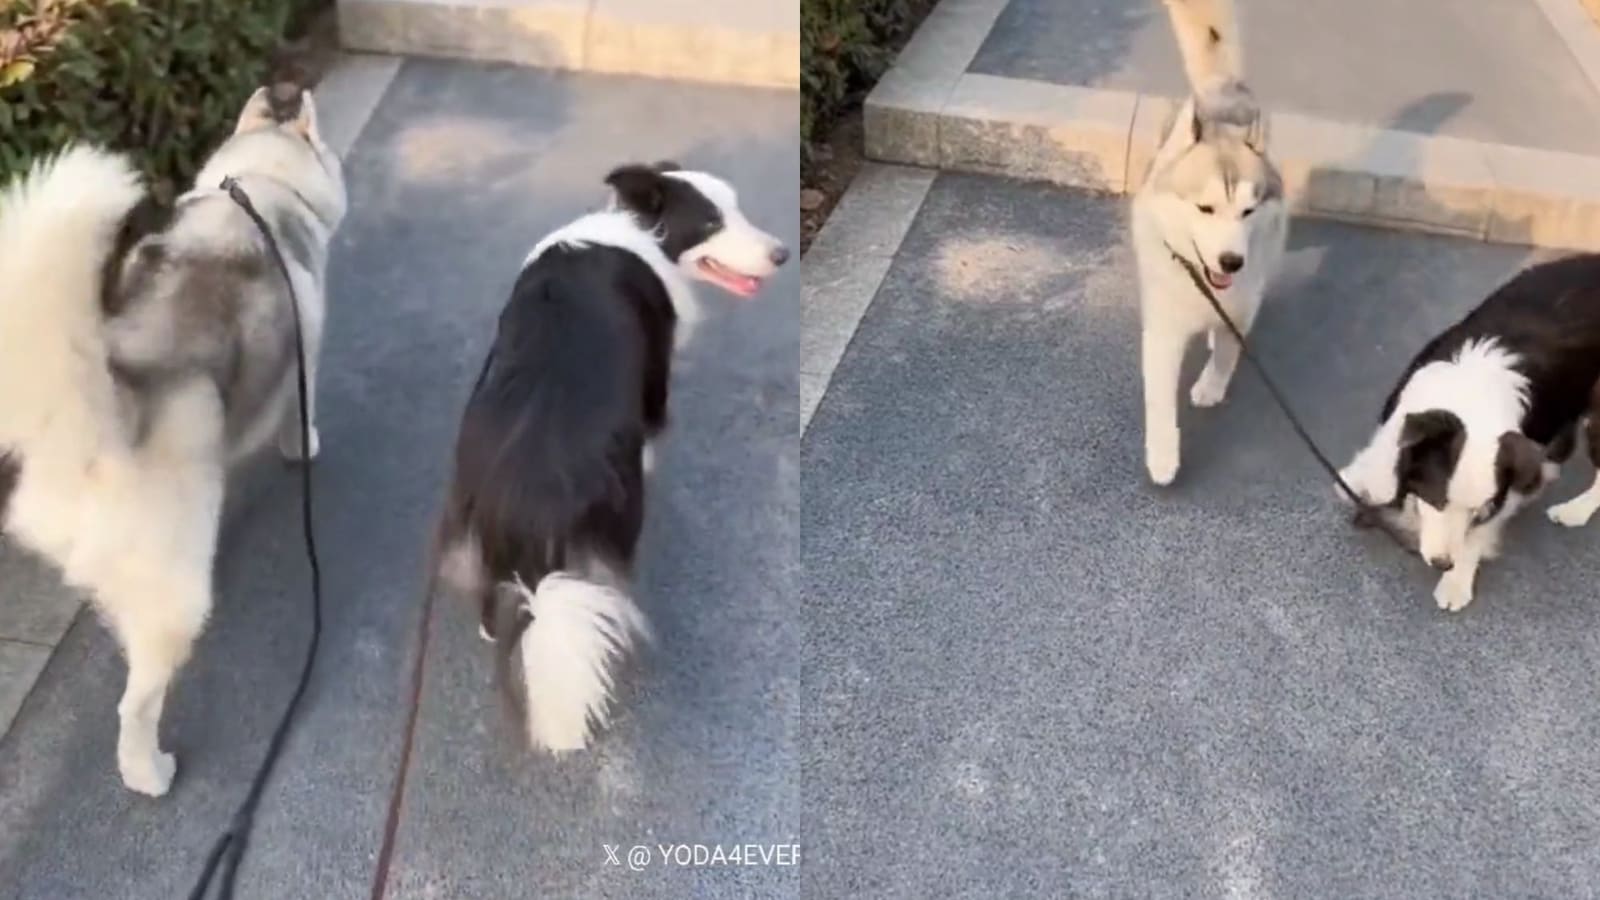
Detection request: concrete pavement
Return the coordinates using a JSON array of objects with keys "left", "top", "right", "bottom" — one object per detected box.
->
[{"left": 801, "top": 168, "right": 1600, "bottom": 897}]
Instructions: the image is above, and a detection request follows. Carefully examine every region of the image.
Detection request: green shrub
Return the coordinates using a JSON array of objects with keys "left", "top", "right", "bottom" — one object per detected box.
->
[
  {"left": 801, "top": 0, "right": 936, "bottom": 154},
  {"left": 0, "top": 0, "right": 316, "bottom": 196}
]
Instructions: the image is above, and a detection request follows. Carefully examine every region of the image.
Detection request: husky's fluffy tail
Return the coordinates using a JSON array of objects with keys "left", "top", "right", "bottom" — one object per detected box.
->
[
  {"left": 0, "top": 146, "right": 144, "bottom": 458},
  {"left": 1162, "top": 0, "right": 1244, "bottom": 95},
  {"left": 500, "top": 571, "right": 651, "bottom": 752}
]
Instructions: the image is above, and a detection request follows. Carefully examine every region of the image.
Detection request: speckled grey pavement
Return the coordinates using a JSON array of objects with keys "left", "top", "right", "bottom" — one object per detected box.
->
[
  {"left": 0, "top": 60, "right": 797, "bottom": 899},
  {"left": 801, "top": 172, "right": 1600, "bottom": 897},
  {"left": 970, "top": 0, "right": 1600, "bottom": 154}
]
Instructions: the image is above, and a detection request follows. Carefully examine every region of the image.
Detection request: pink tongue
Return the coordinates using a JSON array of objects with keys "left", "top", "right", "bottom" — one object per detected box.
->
[
  {"left": 1208, "top": 270, "right": 1233, "bottom": 289},
  {"left": 730, "top": 274, "right": 760, "bottom": 297}
]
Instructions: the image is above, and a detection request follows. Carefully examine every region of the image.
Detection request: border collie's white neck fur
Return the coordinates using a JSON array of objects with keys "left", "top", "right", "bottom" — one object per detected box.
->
[{"left": 526, "top": 210, "right": 703, "bottom": 345}]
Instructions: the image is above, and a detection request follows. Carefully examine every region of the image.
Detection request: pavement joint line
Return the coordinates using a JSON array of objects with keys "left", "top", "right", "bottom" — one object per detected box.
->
[
  {"left": 865, "top": 0, "right": 1600, "bottom": 252},
  {"left": 0, "top": 636, "right": 60, "bottom": 740},
  {"left": 0, "top": 635, "right": 56, "bottom": 650},
  {"left": 801, "top": 164, "right": 936, "bottom": 437},
  {"left": 336, "top": 0, "right": 798, "bottom": 87}
]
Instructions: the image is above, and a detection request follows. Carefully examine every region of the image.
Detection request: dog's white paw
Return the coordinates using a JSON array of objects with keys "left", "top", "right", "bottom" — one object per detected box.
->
[
  {"left": 1548, "top": 497, "right": 1598, "bottom": 528},
  {"left": 1189, "top": 371, "right": 1228, "bottom": 408},
  {"left": 279, "top": 425, "right": 321, "bottom": 463},
  {"left": 1145, "top": 431, "right": 1180, "bottom": 486},
  {"left": 1433, "top": 576, "right": 1474, "bottom": 613},
  {"left": 120, "top": 750, "right": 176, "bottom": 797}
]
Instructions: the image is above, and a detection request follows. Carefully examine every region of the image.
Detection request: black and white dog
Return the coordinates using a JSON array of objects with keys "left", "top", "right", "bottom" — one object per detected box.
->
[
  {"left": 435, "top": 162, "right": 787, "bottom": 751},
  {"left": 1340, "top": 254, "right": 1600, "bottom": 611}
]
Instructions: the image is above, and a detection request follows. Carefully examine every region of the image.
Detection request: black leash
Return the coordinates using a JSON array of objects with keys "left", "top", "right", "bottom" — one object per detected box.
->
[
  {"left": 1162, "top": 242, "right": 1411, "bottom": 550},
  {"left": 186, "top": 177, "right": 326, "bottom": 900}
]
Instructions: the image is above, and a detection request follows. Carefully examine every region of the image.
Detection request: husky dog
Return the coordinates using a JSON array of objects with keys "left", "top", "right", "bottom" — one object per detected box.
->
[
  {"left": 1341, "top": 255, "right": 1600, "bottom": 612},
  {"left": 0, "top": 85, "right": 345, "bottom": 796},
  {"left": 436, "top": 162, "right": 787, "bottom": 753},
  {"left": 1133, "top": 0, "right": 1288, "bottom": 485}
]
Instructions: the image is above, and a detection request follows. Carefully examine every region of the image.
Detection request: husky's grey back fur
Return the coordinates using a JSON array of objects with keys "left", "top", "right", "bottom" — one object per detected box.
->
[{"left": 104, "top": 84, "right": 345, "bottom": 456}]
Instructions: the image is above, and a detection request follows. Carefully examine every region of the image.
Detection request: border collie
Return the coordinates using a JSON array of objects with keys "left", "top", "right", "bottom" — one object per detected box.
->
[
  {"left": 434, "top": 162, "right": 787, "bottom": 752},
  {"left": 1340, "top": 254, "right": 1600, "bottom": 611}
]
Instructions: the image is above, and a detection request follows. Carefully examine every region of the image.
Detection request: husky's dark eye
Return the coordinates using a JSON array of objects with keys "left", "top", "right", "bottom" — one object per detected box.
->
[
  {"left": 1196, "top": 204, "right": 1215, "bottom": 215},
  {"left": 1240, "top": 206, "right": 1256, "bottom": 218}
]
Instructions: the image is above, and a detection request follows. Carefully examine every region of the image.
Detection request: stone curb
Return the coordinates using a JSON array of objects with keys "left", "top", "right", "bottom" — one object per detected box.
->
[
  {"left": 337, "top": 0, "right": 798, "bottom": 88},
  {"left": 801, "top": 164, "right": 936, "bottom": 436},
  {"left": 865, "top": 0, "right": 1600, "bottom": 252}
]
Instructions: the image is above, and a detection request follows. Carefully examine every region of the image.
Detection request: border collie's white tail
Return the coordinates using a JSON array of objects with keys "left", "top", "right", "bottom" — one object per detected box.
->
[
  {"left": 512, "top": 572, "right": 650, "bottom": 752},
  {"left": 0, "top": 146, "right": 144, "bottom": 455},
  {"left": 1162, "top": 0, "right": 1244, "bottom": 93}
]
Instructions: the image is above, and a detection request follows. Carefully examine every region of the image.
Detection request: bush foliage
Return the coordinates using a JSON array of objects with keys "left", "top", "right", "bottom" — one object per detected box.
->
[
  {"left": 801, "top": 0, "right": 936, "bottom": 152},
  {"left": 0, "top": 0, "right": 313, "bottom": 195}
]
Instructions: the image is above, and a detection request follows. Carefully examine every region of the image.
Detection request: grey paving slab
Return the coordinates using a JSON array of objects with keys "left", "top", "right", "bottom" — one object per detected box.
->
[
  {"left": 0, "top": 544, "right": 80, "bottom": 646},
  {"left": 969, "top": 0, "right": 1600, "bottom": 155},
  {"left": 801, "top": 172, "right": 1600, "bottom": 897},
  {"left": 0, "top": 60, "right": 797, "bottom": 900}
]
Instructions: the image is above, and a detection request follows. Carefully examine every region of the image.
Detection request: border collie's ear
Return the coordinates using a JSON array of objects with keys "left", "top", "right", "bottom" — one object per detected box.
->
[
  {"left": 652, "top": 160, "right": 681, "bottom": 173},
  {"left": 1497, "top": 431, "right": 1546, "bottom": 493},
  {"left": 1399, "top": 410, "right": 1462, "bottom": 451},
  {"left": 605, "top": 164, "right": 667, "bottom": 218}
]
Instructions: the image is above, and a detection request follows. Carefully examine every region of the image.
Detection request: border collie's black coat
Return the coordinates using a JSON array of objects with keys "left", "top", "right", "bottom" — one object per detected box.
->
[
  {"left": 1344, "top": 253, "right": 1600, "bottom": 611},
  {"left": 441, "top": 244, "right": 674, "bottom": 636},
  {"left": 434, "top": 163, "right": 786, "bottom": 751},
  {"left": 1380, "top": 254, "right": 1600, "bottom": 447}
]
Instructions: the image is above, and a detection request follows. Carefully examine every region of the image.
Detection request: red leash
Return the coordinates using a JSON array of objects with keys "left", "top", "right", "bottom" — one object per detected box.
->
[{"left": 368, "top": 567, "right": 440, "bottom": 900}]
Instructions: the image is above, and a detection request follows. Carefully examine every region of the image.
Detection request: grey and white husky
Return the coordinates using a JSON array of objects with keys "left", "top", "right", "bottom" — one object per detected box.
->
[
  {"left": 0, "top": 84, "right": 345, "bottom": 797},
  {"left": 107, "top": 84, "right": 347, "bottom": 463},
  {"left": 1132, "top": 0, "right": 1288, "bottom": 486}
]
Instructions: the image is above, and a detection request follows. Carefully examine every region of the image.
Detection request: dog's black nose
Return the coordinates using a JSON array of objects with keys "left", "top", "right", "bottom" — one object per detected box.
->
[
  {"left": 1428, "top": 556, "right": 1454, "bottom": 572},
  {"left": 770, "top": 246, "right": 790, "bottom": 267},
  {"left": 1218, "top": 252, "right": 1244, "bottom": 273}
]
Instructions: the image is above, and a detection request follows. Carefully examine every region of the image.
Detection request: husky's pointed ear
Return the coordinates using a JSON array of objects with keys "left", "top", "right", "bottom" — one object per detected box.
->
[
  {"left": 271, "top": 84, "right": 320, "bottom": 141},
  {"left": 1188, "top": 103, "right": 1206, "bottom": 143},
  {"left": 295, "top": 90, "right": 321, "bottom": 141},
  {"left": 234, "top": 87, "right": 274, "bottom": 134},
  {"left": 605, "top": 164, "right": 667, "bottom": 218},
  {"left": 1244, "top": 110, "right": 1269, "bottom": 155}
]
